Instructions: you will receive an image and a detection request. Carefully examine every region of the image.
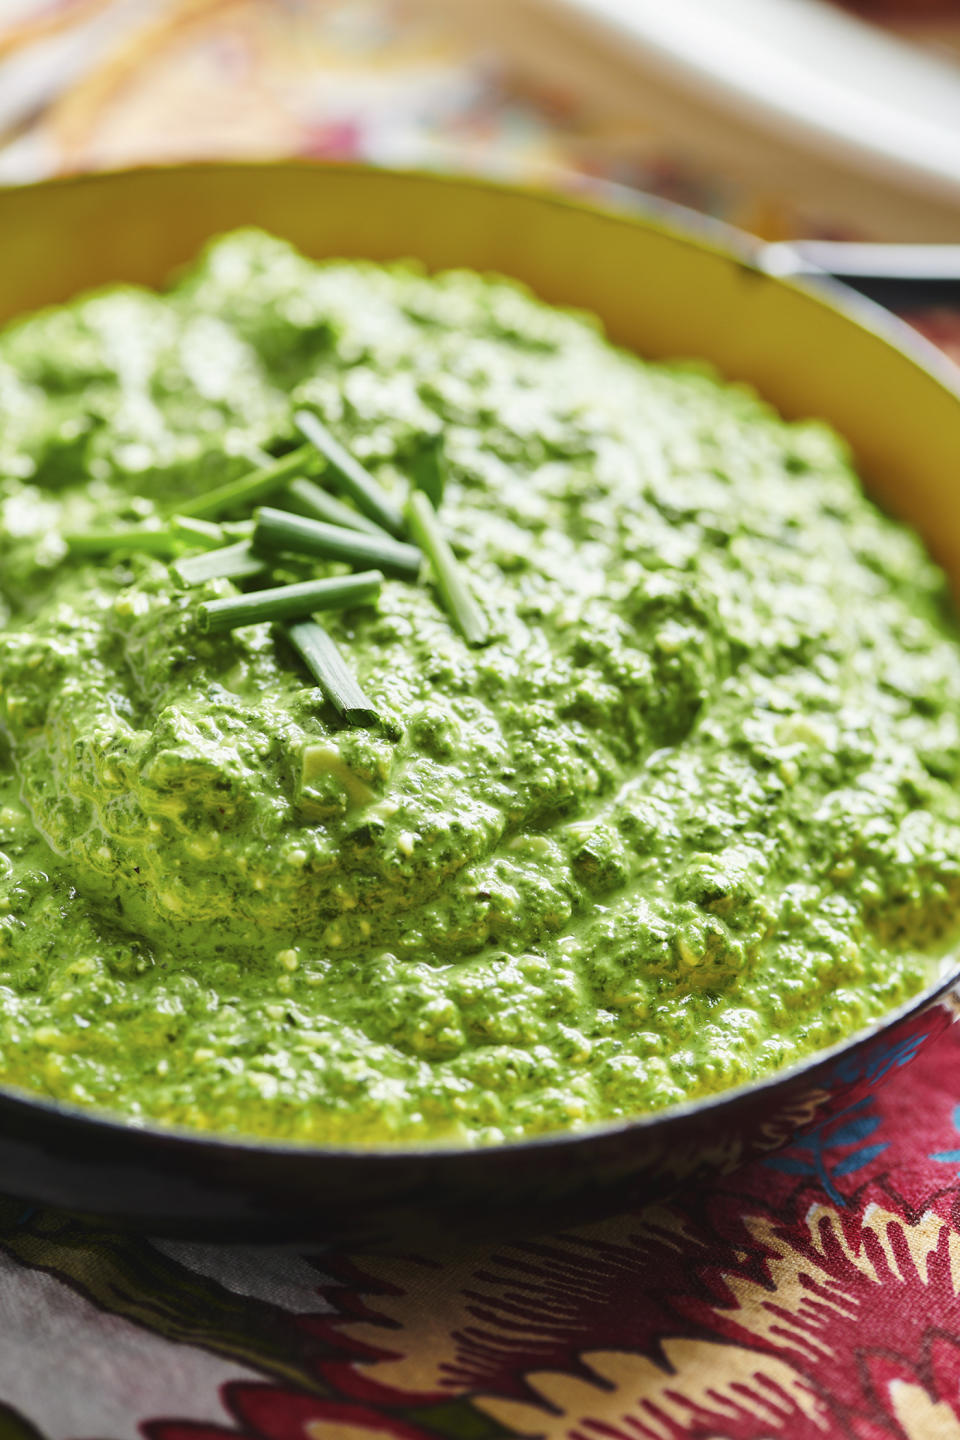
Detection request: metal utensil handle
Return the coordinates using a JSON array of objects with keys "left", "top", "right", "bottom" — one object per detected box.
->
[{"left": 761, "top": 241, "right": 960, "bottom": 306}]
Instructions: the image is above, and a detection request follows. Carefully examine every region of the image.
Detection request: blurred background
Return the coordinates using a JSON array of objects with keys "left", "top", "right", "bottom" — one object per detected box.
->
[{"left": 2, "top": 0, "right": 960, "bottom": 338}]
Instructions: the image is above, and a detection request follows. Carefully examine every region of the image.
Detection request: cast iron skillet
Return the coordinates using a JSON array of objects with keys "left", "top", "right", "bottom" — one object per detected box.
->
[{"left": 0, "top": 163, "right": 958, "bottom": 1244}]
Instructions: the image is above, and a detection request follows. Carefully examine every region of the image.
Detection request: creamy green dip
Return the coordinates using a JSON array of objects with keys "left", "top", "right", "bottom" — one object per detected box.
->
[{"left": 0, "top": 229, "right": 956, "bottom": 1145}]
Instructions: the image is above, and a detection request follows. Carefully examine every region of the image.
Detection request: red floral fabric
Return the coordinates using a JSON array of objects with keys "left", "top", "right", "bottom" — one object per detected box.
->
[{"left": 0, "top": 1024, "right": 957, "bottom": 1438}]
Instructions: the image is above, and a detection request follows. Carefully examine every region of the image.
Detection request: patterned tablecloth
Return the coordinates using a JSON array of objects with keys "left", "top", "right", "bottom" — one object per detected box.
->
[{"left": 1, "top": 4, "right": 960, "bottom": 1437}]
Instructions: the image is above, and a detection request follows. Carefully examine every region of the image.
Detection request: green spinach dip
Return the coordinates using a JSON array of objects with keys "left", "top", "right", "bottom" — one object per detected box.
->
[{"left": 0, "top": 228, "right": 956, "bottom": 1146}]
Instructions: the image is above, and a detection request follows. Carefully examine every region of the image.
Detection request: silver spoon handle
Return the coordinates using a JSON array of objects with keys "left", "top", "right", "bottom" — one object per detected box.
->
[{"left": 761, "top": 241, "right": 960, "bottom": 305}]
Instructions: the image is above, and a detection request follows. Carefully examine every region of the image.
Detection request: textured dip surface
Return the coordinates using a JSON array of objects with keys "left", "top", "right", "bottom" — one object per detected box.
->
[{"left": 0, "top": 230, "right": 957, "bottom": 1144}]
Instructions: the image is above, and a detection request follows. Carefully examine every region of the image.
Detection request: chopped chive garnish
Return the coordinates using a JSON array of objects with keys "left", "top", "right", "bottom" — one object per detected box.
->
[
  {"left": 197, "top": 570, "right": 383, "bottom": 633},
  {"left": 410, "top": 432, "right": 446, "bottom": 507},
  {"left": 285, "top": 476, "right": 386, "bottom": 537},
  {"left": 172, "top": 540, "right": 267, "bottom": 588},
  {"left": 66, "top": 527, "right": 177, "bottom": 557},
  {"left": 253, "top": 506, "right": 421, "bottom": 581},
  {"left": 404, "top": 490, "right": 489, "bottom": 647},
  {"left": 286, "top": 620, "right": 378, "bottom": 727},
  {"left": 294, "top": 409, "right": 406, "bottom": 539},
  {"left": 170, "top": 514, "right": 226, "bottom": 549},
  {"left": 175, "top": 444, "right": 315, "bottom": 520},
  {"left": 220, "top": 519, "right": 256, "bottom": 540}
]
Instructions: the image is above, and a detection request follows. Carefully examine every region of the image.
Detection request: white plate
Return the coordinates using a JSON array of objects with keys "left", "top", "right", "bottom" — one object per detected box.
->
[
  {"left": 432, "top": 0, "right": 960, "bottom": 236},
  {"left": 560, "top": 0, "right": 960, "bottom": 203}
]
